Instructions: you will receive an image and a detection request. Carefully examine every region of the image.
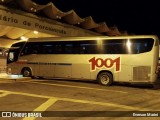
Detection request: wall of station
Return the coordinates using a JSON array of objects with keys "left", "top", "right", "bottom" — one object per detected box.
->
[{"left": 0, "top": 5, "right": 101, "bottom": 38}]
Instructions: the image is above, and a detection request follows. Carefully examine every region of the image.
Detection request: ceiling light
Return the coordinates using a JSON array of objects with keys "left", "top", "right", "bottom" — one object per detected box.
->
[
  {"left": 20, "top": 36, "right": 28, "bottom": 41},
  {"left": 33, "top": 31, "right": 39, "bottom": 34}
]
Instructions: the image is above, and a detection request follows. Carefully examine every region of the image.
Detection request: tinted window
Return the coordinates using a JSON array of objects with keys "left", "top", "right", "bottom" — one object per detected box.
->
[
  {"left": 20, "top": 38, "right": 154, "bottom": 55},
  {"left": 102, "top": 40, "right": 126, "bottom": 54},
  {"left": 42, "top": 44, "right": 54, "bottom": 54},
  {"left": 21, "top": 42, "right": 41, "bottom": 55},
  {"left": 102, "top": 38, "right": 154, "bottom": 54},
  {"left": 79, "top": 41, "right": 100, "bottom": 54}
]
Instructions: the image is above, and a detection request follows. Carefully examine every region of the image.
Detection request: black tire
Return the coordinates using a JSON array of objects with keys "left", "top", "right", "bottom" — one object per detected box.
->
[
  {"left": 22, "top": 68, "right": 32, "bottom": 77},
  {"left": 97, "top": 72, "right": 113, "bottom": 86}
]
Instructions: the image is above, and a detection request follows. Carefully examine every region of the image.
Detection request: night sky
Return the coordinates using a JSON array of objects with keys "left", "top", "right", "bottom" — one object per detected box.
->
[{"left": 33, "top": 0, "right": 160, "bottom": 36}]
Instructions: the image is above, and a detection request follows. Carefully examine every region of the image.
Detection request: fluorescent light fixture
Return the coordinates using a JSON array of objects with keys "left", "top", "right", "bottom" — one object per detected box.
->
[
  {"left": 20, "top": 36, "right": 28, "bottom": 41},
  {"left": 33, "top": 30, "right": 39, "bottom": 34}
]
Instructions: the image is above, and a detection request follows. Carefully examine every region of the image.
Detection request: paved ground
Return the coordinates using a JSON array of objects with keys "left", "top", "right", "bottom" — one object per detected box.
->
[{"left": 0, "top": 77, "right": 160, "bottom": 120}]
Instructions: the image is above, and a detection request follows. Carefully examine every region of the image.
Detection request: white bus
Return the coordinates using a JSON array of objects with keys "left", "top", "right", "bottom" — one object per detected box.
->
[{"left": 7, "top": 35, "right": 159, "bottom": 86}]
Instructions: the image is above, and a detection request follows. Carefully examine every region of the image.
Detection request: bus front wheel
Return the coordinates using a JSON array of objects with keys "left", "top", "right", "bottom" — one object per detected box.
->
[
  {"left": 97, "top": 72, "right": 113, "bottom": 86},
  {"left": 22, "top": 68, "right": 32, "bottom": 77}
]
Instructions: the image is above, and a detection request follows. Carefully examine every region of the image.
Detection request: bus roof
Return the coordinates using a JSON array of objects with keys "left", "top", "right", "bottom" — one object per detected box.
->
[{"left": 27, "top": 35, "right": 158, "bottom": 42}]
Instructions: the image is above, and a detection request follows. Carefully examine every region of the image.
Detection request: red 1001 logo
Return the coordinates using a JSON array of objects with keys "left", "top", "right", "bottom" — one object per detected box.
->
[{"left": 89, "top": 57, "right": 121, "bottom": 72}]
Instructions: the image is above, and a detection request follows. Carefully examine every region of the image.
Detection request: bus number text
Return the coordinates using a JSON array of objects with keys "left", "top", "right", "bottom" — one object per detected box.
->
[{"left": 89, "top": 57, "right": 121, "bottom": 72}]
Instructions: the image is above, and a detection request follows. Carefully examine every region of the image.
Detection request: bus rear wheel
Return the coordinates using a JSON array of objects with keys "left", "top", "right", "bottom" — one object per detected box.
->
[
  {"left": 97, "top": 72, "right": 113, "bottom": 86},
  {"left": 22, "top": 68, "right": 32, "bottom": 77}
]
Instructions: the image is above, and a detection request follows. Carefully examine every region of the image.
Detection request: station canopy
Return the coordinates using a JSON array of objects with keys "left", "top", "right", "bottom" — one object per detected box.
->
[{"left": 0, "top": 0, "right": 127, "bottom": 48}]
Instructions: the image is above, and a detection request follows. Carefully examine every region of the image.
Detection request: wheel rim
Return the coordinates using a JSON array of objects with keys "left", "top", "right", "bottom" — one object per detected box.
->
[
  {"left": 23, "top": 70, "right": 30, "bottom": 77},
  {"left": 100, "top": 74, "right": 109, "bottom": 85}
]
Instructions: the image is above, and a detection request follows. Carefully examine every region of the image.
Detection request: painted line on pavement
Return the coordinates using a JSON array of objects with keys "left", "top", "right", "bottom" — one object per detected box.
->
[
  {"left": 0, "top": 79, "right": 15, "bottom": 83},
  {"left": 144, "top": 90, "right": 160, "bottom": 95},
  {"left": 0, "top": 81, "right": 13, "bottom": 84},
  {"left": 0, "top": 90, "right": 152, "bottom": 111},
  {"left": 23, "top": 98, "right": 57, "bottom": 120},
  {"left": 0, "top": 92, "right": 10, "bottom": 97},
  {"left": 33, "top": 98, "right": 57, "bottom": 111},
  {"left": 20, "top": 81, "right": 128, "bottom": 94}
]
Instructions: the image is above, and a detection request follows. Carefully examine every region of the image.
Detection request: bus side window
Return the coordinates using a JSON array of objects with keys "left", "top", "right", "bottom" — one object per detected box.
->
[
  {"left": 73, "top": 45, "right": 79, "bottom": 54},
  {"left": 79, "top": 45, "right": 89, "bottom": 54},
  {"left": 79, "top": 41, "right": 101, "bottom": 54},
  {"left": 31, "top": 45, "right": 40, "bottom": 54},
  {"left": 55, "top": 44, "right": 63, "bottom": 54},
  {"left": 42, "top": 45, "right": 52, "bottom": 54},
  {"left": 103, "top": 40, "right": 127, "bottom": 54},
  {"left": 32, "top": 50, "right": 38, "bottom": 54},
  {"left": 21, "top": 46, "right": 29, "bottom": 56},
  {"left": 65, "top": 44, "right": 73, "bottom": 54},
  {"left": 79, "top": 43, "right": 91, "bottom": 54}
]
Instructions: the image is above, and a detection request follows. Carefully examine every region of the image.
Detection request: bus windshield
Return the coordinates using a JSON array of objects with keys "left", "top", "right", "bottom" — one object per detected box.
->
[{"left": 7, "top": 42, "right": 25, "bottom": 64}]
